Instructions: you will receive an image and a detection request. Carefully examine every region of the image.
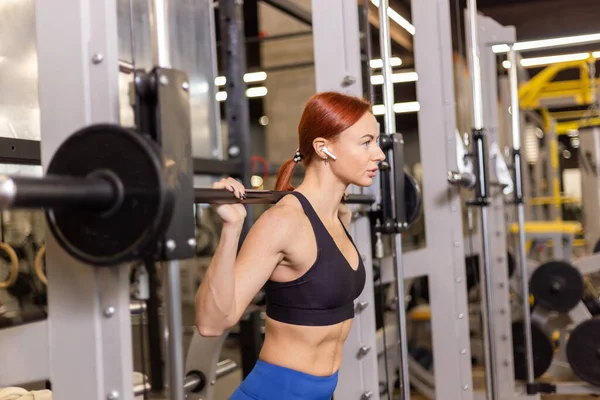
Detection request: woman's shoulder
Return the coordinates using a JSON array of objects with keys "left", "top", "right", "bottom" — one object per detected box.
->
[{"left": 251, "top": 194, "right": 306, "bottom": 234}]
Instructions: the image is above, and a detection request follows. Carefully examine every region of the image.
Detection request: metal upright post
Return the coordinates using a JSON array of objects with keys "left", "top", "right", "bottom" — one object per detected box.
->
[
  {"left": 312, "top": 1, "right": 380, "bottom": 398},
  {"left": 149, "top": 0, "right": 171, "bottom": 67},
  {"left": 509, "top": 47, "right": 536, "bottom": 387},
  {"left": 35, "top": 0, "right": 134, "bottom": 398},
  {"left": 219, "top": 0, "right": 260, "bottom": 377},
  {"left": 466, "top": 0, "right": 498, "bottom": 399},
  {"left": 219, "top": 0, "right": 252, "bottom": 193},
  {"left": 149, "top": 1, "right": 185, "bottom": 399},
  {"left": 377, "top": 2, "right": 410, "bottom": 399},
  {"left": 162, "top": 260, "right": 185, "bottom": 400}
]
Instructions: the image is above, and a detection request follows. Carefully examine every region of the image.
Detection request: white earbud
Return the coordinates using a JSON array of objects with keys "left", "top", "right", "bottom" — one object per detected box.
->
[{"left": 320, "top": 146, "right": 337, "bottom": 160}]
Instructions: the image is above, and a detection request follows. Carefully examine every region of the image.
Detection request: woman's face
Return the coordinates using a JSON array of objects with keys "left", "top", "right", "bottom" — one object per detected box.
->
[{"left": 325, "top": 112, "right": 385, "bottom": 187}]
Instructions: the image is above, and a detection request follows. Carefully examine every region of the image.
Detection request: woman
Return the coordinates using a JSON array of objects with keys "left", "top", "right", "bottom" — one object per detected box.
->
[{"left": 195, "top": 91, "right": 385, "bottom": 399}]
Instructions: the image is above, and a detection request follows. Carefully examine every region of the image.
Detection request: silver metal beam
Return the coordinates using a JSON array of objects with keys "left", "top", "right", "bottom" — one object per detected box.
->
[
  {"left": 35, "top": 0, "right": 134, "bottom": 398},
  {"left": 509, "top": 46, "right": 535, "bottom": 387},
  {"left": 411, "top": 0, "right": 474, "bottom": 397},
  {"left": 149, "top": 0, "right": 171, "bottom": 67},
  {"left": 465, "top": 1, "right": 498, "bottom": 398},
  {"left": 0, "top": 321, "right": 49, "bottom": 386},
  {"left": 377, "top": 1, "right": 409, "bottom": 398}
]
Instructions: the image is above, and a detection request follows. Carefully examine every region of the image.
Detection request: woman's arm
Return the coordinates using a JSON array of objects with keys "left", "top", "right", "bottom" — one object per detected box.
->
[{"left": 195, "top": 184, "right": 297, "bottom": 336}]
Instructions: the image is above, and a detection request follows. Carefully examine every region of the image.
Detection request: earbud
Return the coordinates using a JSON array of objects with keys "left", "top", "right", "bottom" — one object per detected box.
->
[{"left": 320, "top": 146, "right": 337, "bottom": 161}]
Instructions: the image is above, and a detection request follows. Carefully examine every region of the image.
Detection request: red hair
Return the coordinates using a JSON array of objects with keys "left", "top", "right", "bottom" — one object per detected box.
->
[{"left": 274, "top": 92, "right": 372, "bottom": 191}]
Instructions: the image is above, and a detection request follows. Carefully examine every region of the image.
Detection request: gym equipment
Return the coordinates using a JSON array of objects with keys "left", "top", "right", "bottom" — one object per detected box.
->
[
  {"left": 529, "top": 260, "right": 584, "bottom": 313},
  {"left": 183, "top": 329, "right": 240, "bottom": 399},
  {"left": 373, "top": 1, "right": 412, "bottom": 398},
  {"left": 566, "top": 317, "right": 600, "bottom": 386},
  {"left": 511, "top": 320, "right": 554, "bottom": 381},
  {"left": 0, "top": 242, "right": 19, "bottom": 289},
  {"left": 0, "top": 124, "right": 383, "bottom": 267},
  {"left": 462, "top": 1, "right": 501, "bottom": 398},
  {"left": 582, "top": 294, "right": 600, "bottom": 316}
]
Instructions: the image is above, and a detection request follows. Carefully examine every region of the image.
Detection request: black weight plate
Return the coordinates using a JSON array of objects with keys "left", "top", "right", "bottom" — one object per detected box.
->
[
  {"left": 584, "top": 294, "right": 600, "bottom": 316},
  {"left": 594, "top": 238, "right": 600, "bottom": 254},
  {"left": 512, "top": 320, "right": 554, "bottom": 380},
  {"left": 46, "top": 124, "right": 172, "bottom": 266},
  {"left": 530, "top": 260, "right": 584, "bottom": 313},
  {"left": 566, "top": 318, "right": 600, "bottom": 386},
  {"left": 404, "top": 171, "right": 422, "bottom": 225},
  {"left": 507, "top": 251, "right": 515, "bottom": 278}
]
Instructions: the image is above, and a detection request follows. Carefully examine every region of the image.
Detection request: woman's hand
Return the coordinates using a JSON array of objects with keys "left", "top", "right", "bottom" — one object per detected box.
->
[{"left": 211, "top": 177, "right": 247, "bottom": 228}]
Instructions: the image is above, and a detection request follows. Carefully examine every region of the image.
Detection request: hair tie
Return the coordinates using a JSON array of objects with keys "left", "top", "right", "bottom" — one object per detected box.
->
[{"left": 293, "top": 148, "right": 303, "bottom": 164}]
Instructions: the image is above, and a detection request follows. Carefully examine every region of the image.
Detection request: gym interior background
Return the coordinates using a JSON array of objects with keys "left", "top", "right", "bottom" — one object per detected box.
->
[{"left": 2, "top": 0, "right": 600, "bottom": 399}]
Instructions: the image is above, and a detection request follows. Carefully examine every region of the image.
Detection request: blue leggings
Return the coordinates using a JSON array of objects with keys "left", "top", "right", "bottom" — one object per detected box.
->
[{"left": 229, "top": 359, "right": 338, "bottom": 400}]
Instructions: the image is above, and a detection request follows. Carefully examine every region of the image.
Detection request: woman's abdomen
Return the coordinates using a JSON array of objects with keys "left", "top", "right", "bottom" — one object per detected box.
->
[{"left": 258, "top": 316, "right": 354, "bottom": 377}]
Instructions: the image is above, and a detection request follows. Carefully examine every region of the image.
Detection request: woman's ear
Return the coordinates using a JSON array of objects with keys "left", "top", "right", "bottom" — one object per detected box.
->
[{"left": 312, "top": 138, "right": 327, "bottom": 159}]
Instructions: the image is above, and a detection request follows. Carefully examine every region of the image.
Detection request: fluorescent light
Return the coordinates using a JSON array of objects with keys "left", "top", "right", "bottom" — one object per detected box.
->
[
  {"left": 492, "top": 32, "right": 600, "bottom": 53},
  {"left": 370, "top": 0, "right": 415, "bottom": 35},
  {"left": 216, "top": 91, "right": 227, "bottom": 102},
  {"left": 372, "top": 101, "right": 420, "bottom": 115},
  {"left": 215, "top": 76, "right": 226, "bottom": 86},
  {"left": 369, "top": 57, "right": 402, "bottom": 69},
  {"left": 216, "top": 87, "right": 268, "bottom": 101},
  {"left": 246, "top": 86, "right": 268, "bottom": 98},
  {"left": 215, "top": 71, "right": 267, "bottom": 86},
  {"left": 371, "top": 71, "right": 418, "bottom": 85},
  {"left": 521, "top": 52, "right": 590, "bottom": 67},
  {"left": 502, "top": 51, "right": 597, "bottom": 69},
  {"left": 393, "top": 101, "right": 420, "bottom": 113},
  {"left": 244, "top": 71, "right": 268, "bottom": 83}
]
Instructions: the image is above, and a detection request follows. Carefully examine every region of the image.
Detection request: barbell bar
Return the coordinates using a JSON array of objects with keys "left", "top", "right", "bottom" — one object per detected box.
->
[
  {"left": 0, "top": 175, "right": 375, "bottom": 211},
  {"left": 0, "top": 124, "right": 384, "bottom": 267},
  {"left": 0, "top": 123, "right": 422, "bottom": 267}
]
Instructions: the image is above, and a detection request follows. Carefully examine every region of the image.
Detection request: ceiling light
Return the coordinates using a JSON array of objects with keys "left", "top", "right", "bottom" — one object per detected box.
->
[
  {"left": 246, "top": 86, "right": 268, "bottom": 98},
  {"left": 370, "top": 0, "right": 415, "bottom": 35},
  {"left": 215, "top": 71, "right": 267, "bottom": 86},
  {"left": 369, "top": 57, "right": 402, "bottom": 69},
  {"left": 521, "top": 52, "right": 590, "bottom": 67},
  {"left": 370, "top": 71, "right": 418, "bottom": 85},
  {"left": 372, "top": 101, "right": 420, "bottom": 115},
  {"left": 493, "top": 32, "right": 600, "bottom": 54},
  {"left": 215, "top": 86, "right": 268, "bottom": 101},
  {"left": 502, "top": 51, "right": 597, "bottom": 69}
]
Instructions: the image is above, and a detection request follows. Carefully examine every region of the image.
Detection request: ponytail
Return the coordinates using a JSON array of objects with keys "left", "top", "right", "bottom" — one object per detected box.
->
[
  {"left": 273, "top": 91, "right": 371, "bottom": 192},
  {"left": 274, "top": 159, "right": 297, "bottom": 191}
]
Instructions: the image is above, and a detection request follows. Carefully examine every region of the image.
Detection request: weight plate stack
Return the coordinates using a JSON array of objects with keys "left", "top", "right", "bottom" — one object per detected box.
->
[
  {"left": 529, "top": 260, "right": 584, "bottom": 313},
  {"left": 46, "top": 124, "right": 172, "bottom": 266},
  {"left": 512, "top": 320, "right": 554, "bottom": 381},
  {"left": 404, "top": 171, "right": 422, "bottom": 225},
  {"left": 566, "top": 318, "right": 600, "bottom": 386},
  {"left": 507, "top": 251, "right": 515, "bottom": 278}
]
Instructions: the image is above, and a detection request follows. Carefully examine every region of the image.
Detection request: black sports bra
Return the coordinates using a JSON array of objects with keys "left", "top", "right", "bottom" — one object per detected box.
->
[{"left": 264, "top": 192, "right": 366, "bottom": 326}]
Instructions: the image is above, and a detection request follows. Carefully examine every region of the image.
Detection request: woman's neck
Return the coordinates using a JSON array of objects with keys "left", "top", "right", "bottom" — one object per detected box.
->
[{"left": 295, "top": 163, "right": 346, "bottom": 223}]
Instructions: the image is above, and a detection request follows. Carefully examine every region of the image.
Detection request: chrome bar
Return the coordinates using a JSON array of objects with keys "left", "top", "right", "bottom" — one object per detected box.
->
[
  {"left": 377, "top": 1, "right": 410, "bottom": 399},
  {"left": 508, "top": 46, "right": 535, "bottom": 385}
]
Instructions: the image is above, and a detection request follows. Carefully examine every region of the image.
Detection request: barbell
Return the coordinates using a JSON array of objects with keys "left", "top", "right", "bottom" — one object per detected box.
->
[{"left": 0, "top": 124, "right": 417, "bottom": 267}]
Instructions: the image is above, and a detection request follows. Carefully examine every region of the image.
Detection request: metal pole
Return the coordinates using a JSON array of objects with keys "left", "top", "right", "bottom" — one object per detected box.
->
[
  {"left": 466, "top": 1, "right": 498, "bottom": 399},
  {"left": 467, "top": 0, "right": 483, "bottom": 131},
  {"left": 508, "top": 47, "right": 535, "bottom": 386},
  {"left": 148, "top": 3, "right": 182, "bottom": 399},
  {"left": 149, "top": 0, "right": 171, "bottom": 67},
  {"left": 377, "top": 2, "right": 410, "bottom": 399},
  {"left": 163, "top": 261, "right": 185, "bottom": 400}
]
